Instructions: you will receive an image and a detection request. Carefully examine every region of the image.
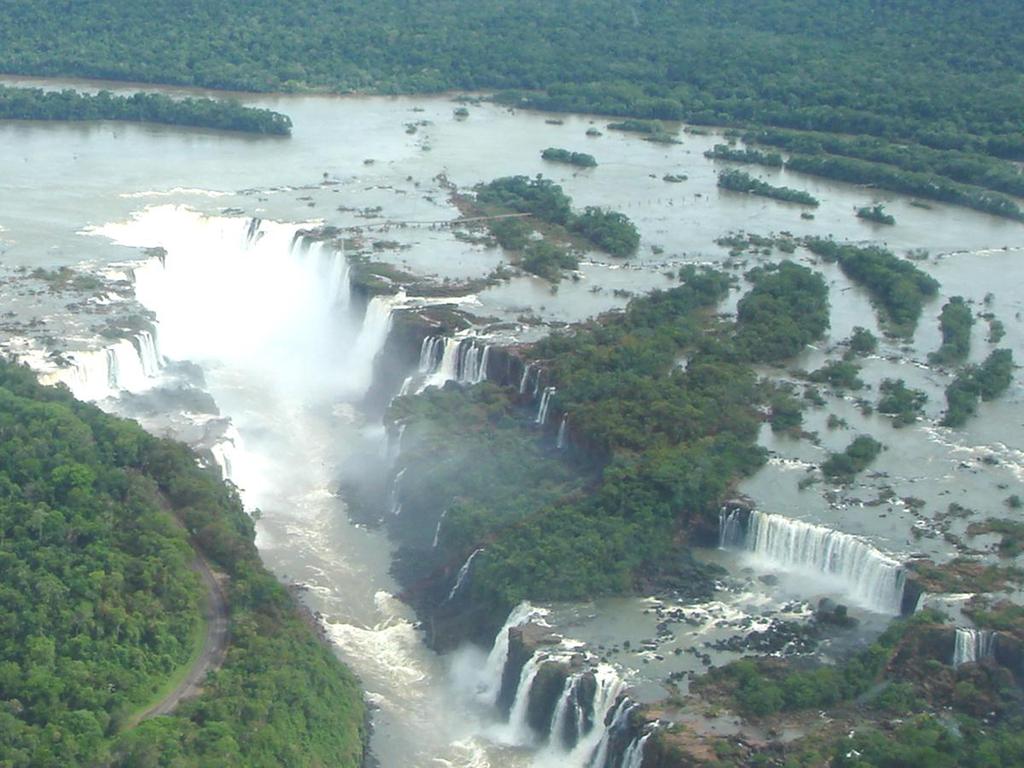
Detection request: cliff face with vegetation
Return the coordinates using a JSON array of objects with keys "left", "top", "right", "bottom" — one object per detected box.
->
[
  {"left": 384, "top": 265, "right": 832, "bottom": 647},
  {"left": 0, "top": 360, "right": 365, "bottom": 767}
]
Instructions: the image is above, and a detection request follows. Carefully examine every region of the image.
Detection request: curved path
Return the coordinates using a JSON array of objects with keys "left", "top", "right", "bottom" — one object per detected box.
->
[{"left": 141, "top": 556, "right": 229, "bottom": 719}]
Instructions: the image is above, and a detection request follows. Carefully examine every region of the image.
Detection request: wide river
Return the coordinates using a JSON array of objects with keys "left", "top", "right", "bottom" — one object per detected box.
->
[{"left": 2, "top": 76, "right": 1023, "bottom": 767}]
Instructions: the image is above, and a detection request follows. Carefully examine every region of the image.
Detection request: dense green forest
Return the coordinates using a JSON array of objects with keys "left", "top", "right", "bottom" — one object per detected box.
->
[
  {"left": 3, "top": 1, "right": 1022, "bottom": 164},
  {"left": 0, "top": 360, "right": 364, "bottom": 767},
  {"left": 0, "top": 85, "right": 292, "bottom": 134},
  {"left": 735, "top": 262, "right": 830, "bottom": 362}
]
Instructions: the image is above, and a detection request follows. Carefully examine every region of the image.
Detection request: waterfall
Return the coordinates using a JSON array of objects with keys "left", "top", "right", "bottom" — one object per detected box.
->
[
  {"left": 557, "top": 415, "right": 568, "bottom": 449},
  {"left": 134, "top": 329, "right": 163, "bottom": 376},
  {"left": 519, "top": 364, "right": 532, "bottom": 395},
  {"left": 548, "top": 675, "right": 578, "bottom": 750},
  {"left": 389, "top": 468, "right": 406, "bottom": 516},
  {"left": 475, "top": 345, "right": 491, "bottom": 384},
  {"left": 383, "top": 422, "right": 407, "bottom": 461},
  {"left": 478, "top": 602, "right": 549, "bottom": 706},
  {"left": 953, "top": 627, "right": 995, "bottom": 666},
  {"left": 572, "top": 667, "right": 627, "bottom": 766},
  {"left": 504, "top": 653, "right": 546, "bottom": 744},
  {"left": 445, "top": 548, "right": 483, "bottom": 603},
  {"left": 723, "top": 510, "right": 906, "bottom": 614},
  {"left": 418, "top": 336, "right": 491, "bottom": 390},
  {"left": 418, "top": 336, "right": 444, "bottom": 372},
  {"left": 536, "top": 387, "right": 556, "bottom": 425},
  {"left": 209, "top": 424, "right": 241, "bottom": 482},
  {"left": 583, "top": 695, "right": 635, "bottom": 768},
  {"left": 718, "top": 508, "right": 745, "bottom": 549},
  {"left": 42, "top": 329, "right": 165, "bottom": 401},
  {"left": 432, "top": 509, "right": 448, "bottom": 548},
  {"left": 621, "top": 730, "right": 653, "bottom": 768},
  {"left": 349, "top": 292, "right": 403, "bottom": 395},
  {"left": 107, "top": 343, "right": 138, "bottom": 391},
  {"left": 95, "top": 205, "right": 394, "bottom": 400}
]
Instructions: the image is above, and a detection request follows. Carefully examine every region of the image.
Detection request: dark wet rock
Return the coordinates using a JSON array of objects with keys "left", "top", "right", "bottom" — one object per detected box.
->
[
  {"left": 994, "top": 632, "right": 1024, "bottom": 681},
  {"left": 527, "top": 659, "right": 571, "bottom": 737},
  {"left": 498, "top": 623, "right": 561, "bottom": 715},
  {"left": 708, "top": 619, "right": 820, "bottom": 655},
  {"left": 639, "top": 549, "right": 723, "bottom": 603},
  {"left": 901, "top": 575, "right": 927, "bottom": 615},
  {"left": 816, "top": 598, "right": 857, "bottom": 628}
]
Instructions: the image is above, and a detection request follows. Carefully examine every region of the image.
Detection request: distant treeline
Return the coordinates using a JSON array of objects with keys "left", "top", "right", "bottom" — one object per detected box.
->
[
  {"left": 2, "top": 1, "right": 1022, "bottom": 161},
  {"left": 0, "top": 85, "right": 292, "bottom": 135}
]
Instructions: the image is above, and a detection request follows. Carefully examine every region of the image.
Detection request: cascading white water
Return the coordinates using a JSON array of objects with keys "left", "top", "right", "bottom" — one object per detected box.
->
[
  {"left": 389, "top": 468, "right": 407, "bottom": 516},
  {"left": 40, "top": 328, "right": 165, "bottom": 401},
  {"left": 556, "top": 416, "right": 568, "bottom": 449},
  {"left": 92, "top": 205, "right": 375, "bottom": 398},
  {"left": 569, "top": 666, "right": 626, "bottom": 767},
  {"left": 209, "top": 424, "right": 241, "bottom": 482},
  {"left": 384, "top": 422, "right": 407, "bottom": 462},
  {"left": 718, "top": 508, "right": 745, "bottom": 549},
  {"left": 423, "top": 336, "right": 460, "bottom": 389},
  {"left": 503, "top": 653, "right": 547, "bottom": 745},
  {"left": 519, "top": 364, "right": 533, "bottom": 395},
  {"left": 953, "top": 627, "right": 995, "bottom": 666},
  {"left": 582, "top": 694, "right": 635, "bottom": 768},
  {"left": 536, "top": 387, "right": 556, "bottom": 425},
  {"left": 724, "top": 510, "right": 906, "bottom": 614},
  {"left": 350, "top": 292, "right": 405, "bottom": 395},
  {"left": 446, "top": 548, "right": 484, "bottom": 602},
  {"left": 419, "top": 336, "right": 444, "bottom": 372},
  {"left": 432, "top": 508, "right": 448, "bottom": 548},
  {"left": 620, "top": 730, "right": 652, "bottom": 768},
  {"left": 477, "top": 602, "right": 549, "bottom": 706},
  {"left": 475, "top": 345, "right": 491, "bottom": 384},
  {"left": 547, "top": 675, "right": 578, "bottom": 750},
  {"left": 134, "top": 329, "right": 163, "bottom": 376},
  {"left": 418, "top": 336, "right": 491, "bottom": 391}
]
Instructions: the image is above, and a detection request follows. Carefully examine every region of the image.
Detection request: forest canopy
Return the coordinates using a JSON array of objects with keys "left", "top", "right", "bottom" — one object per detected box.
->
[{"left": 0, "top": 360, "right": 364, "bottom": 767}]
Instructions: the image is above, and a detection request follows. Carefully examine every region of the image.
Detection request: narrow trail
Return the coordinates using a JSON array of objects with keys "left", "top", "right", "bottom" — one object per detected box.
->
[{"left": 140, "top": 556, "right": 229, "bottom": 720}]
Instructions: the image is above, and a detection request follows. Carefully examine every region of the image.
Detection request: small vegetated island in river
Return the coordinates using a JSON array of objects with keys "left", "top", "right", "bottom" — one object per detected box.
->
[
  {"left": 0, "top": 360, "right": 364, "bottom": 766},
  {"left": 540, "top": 147, "right": 597, "bottom": 167},
  {"left": 717, "top": 168, "right": 820, "bottom": 207},
  {"left": 0, "top": 85, "right": 292, "bottom": 135},
  {"left": 458, "top": 174, "right": 640, "bottom": 280}
]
